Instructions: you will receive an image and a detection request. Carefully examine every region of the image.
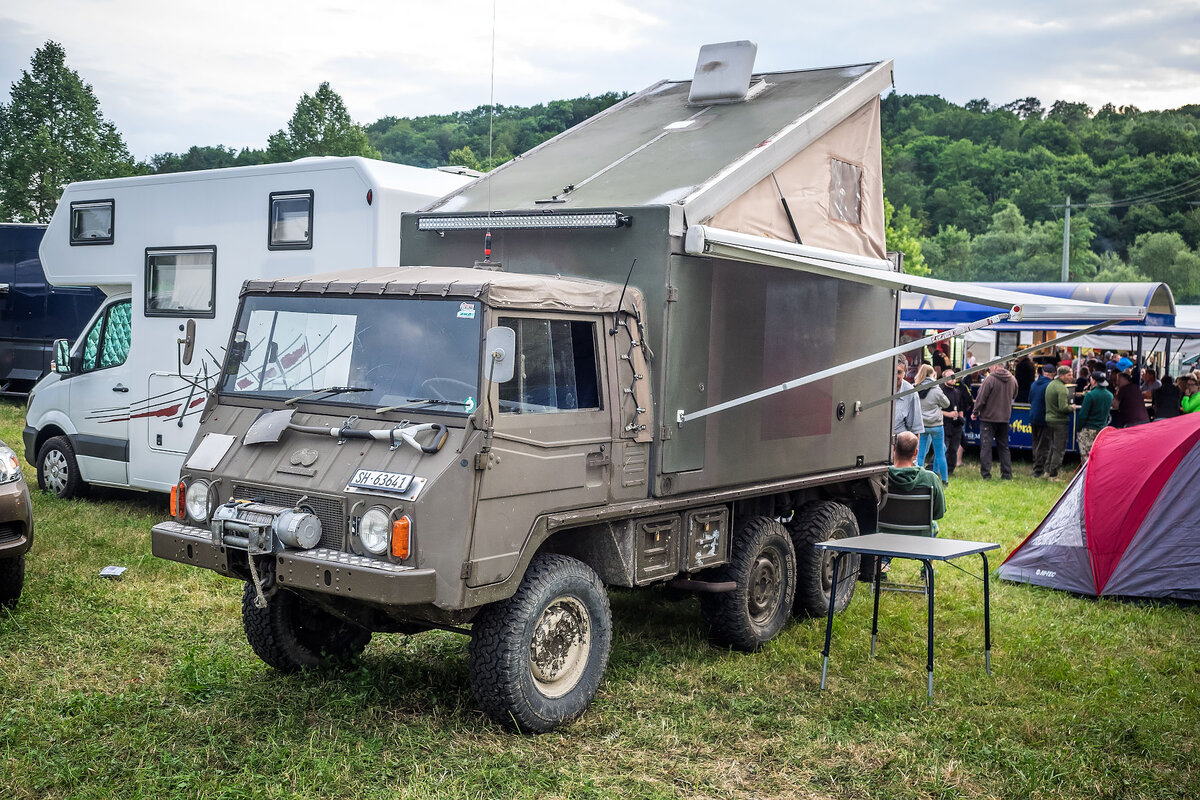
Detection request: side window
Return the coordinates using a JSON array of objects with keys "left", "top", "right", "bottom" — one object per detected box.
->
[
  {"left": 70, "top": 200, "right": 115, "bottom": 245},
  {"left": 81, "top": 300, "right": 132, "bottom": 372},
  {"left": 269, "top": 190, "right": 314, "bottom": 250},
  {"left": 498, "top": 317, "right": 601, "bottom": 414},
  {"left": 146, "top": 247, "right": 216, "bottom": 317},
  {"left": 829, "top": 158, "right": 863, "bottom": 225}
]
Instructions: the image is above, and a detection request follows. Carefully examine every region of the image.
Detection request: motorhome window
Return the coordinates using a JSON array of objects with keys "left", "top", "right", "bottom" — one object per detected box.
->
[
  {"left": 145, "top": 247, "right": 216, "bottom": 317},
  {"left": 268, "top": 190, "right": 314, "bottom": 250},
  {"left": 70, "top": 200, "right": 114, "bottom": 245},
  {"left": 82, "top": 300, "right": 132, "bottom": 371},
  {"left": 220, "top": 295, "right": 481, "bottom": 414},
  {"left": 829, "top": 159, "right": 862, "bottom": 225},
  {"left": 497, "top": 318, "right": 600, "bottom": 414}
]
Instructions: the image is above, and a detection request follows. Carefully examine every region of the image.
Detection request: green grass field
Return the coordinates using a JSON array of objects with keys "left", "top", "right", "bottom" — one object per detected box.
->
[{"left": 1, "top": 399, "right": 1197, "bottom": 799}]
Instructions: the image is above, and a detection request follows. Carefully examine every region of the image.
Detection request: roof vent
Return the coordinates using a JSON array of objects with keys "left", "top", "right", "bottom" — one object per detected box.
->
[{"left": 688, "top": 40, "right": 758, "bottom": 105}]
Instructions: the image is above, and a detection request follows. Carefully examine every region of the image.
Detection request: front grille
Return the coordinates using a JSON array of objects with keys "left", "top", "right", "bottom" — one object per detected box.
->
[
  {"left": 232, "top": 485, "right": 345, "bottom": 551},
  {"left": 0, "top": 523, "right": 21, "bottom": 545}
]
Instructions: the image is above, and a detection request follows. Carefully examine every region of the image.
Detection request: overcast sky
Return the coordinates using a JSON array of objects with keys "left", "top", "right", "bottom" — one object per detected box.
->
[{"left": 1, "top": 0, "right": 1197, "bottom": 161}]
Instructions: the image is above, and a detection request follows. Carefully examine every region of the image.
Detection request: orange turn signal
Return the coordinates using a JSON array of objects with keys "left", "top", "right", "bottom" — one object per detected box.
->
[
  {"left": 391, "top": 516, "right": 411, "bottom": 559},
  {"left": 170, "top": 483, "right": 184, "bottom": 518}
]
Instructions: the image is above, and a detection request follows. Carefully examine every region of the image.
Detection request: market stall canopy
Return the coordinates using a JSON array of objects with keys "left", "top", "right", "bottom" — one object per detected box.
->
[{"left": 900, "top": 282, "right": 1173, "bottom": 331}]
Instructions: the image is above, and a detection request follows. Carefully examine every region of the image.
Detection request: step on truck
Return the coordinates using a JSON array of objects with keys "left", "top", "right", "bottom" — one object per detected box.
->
[{"left": 151, "top": 44, "right": 1142, "bottom": 731}]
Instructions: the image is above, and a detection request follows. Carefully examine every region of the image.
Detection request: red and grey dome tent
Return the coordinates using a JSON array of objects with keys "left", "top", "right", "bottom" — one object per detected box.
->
[{"left": 998, "top": 413, "right": 1200, "bottom": 600}]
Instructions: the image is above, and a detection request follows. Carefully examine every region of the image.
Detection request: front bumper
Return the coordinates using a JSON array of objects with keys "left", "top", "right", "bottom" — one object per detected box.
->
[
  {"left": 151, "top": 521, "right": 437, "bottom": 606},
  {"left": 0, "top": 479, "right": 33, "bottom": 559}
]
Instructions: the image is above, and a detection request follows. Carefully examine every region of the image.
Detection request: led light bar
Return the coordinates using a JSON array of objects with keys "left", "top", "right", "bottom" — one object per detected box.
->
[{"left": 417, "top": 212, "right": 631, "bottom": 231}]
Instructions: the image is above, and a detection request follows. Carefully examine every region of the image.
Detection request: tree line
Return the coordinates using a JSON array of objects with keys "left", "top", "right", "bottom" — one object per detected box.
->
[{"left": 3, "top": 41, "right": 1199, "bottom": 300}]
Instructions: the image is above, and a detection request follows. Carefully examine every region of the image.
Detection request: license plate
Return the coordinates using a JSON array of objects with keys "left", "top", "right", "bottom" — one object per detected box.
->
[{"left": 347, "top": 469, "right": 413, "bottom": 494}]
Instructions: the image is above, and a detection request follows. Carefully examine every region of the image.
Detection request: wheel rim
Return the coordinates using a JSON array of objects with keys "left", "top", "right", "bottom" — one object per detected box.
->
[
  {"left": 748, "top": 546, "right": 782, "bottom": 624},
  {"left": 43, "top": 449, "right": 68, "bottom": 495},
  {"left": 529, "top": 596, "right": 591, "bottom": 698}
]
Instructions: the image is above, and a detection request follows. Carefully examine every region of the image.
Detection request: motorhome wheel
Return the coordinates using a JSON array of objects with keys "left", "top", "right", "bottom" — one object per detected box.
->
[
  {"left": 241, "top": 584, "right": 372, "bottom": 672},
  {"left": 788, "top": 501, "right": 860, "bottom": 617},
  {"left": 0, "top": 555, "right": 24, "bottom": 609},
  {"left": 699, "top": 516, "right": 796, "bottom": 651},
  {"left": 468, "top": 553, "right": 612, "bottom": 733},
  {"left": 36, "top": 436, "right": 85, "bottom": 499}
]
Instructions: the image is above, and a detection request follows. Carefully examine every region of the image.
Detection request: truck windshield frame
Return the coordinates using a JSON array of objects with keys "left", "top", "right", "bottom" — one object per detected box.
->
[{"left": 219, "top": 294, "right": 483, "bottom": 415}]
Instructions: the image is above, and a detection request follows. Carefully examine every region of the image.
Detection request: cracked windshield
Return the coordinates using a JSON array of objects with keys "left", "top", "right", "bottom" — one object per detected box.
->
[{"left": 220, "top": 295, "right": 481, "bottom": 414}]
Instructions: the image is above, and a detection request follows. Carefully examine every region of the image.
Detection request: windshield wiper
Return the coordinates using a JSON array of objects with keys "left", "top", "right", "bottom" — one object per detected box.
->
[
  {"left": 284, "top": 386, "right": 373, "bottom": 406},
  {"left": 375, "top": 397, "right": 470, "bottom": 413}
]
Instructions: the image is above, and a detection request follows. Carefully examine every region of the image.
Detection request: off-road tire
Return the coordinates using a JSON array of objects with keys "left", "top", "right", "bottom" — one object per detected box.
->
[
  {"left": 468, "top": 553, "right": 612, "bottom": 733},
  {"left": 0, "top": 555, "right": 24, "bottom": 609},
  {"left": 241, "top": 584, "right": 372, "bottom": 672},
  {"left": 37, "top": 436, "right": 86, "bottom": 499},
  {"left": 699, "top": 516, "right": 796, "bottom": 651},
  {"left": 788, "top": 501, "right": 860, "bottom": 617}
]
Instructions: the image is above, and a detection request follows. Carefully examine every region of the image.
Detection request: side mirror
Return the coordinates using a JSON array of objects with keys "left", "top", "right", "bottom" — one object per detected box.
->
[
  {"left": 179, "top": 318, "right": 196, "bottom": 366},
  {"left": 52, "top": 339, "right": 73, "bottom": 375},
  {"left": 484, "top": 326, "right": 516, "bottom": 384}
]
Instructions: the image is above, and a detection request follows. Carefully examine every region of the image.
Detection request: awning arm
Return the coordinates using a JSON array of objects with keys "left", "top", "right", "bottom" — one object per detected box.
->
[
  {"left": 859, "top": 320, "right": 1118, "bottom": 412},
  {"left": 676, "top": 313, "right": 1011, "bottom": 426},
  {"left": 684, "top": 225, "right": 1147, "bottom": 323}
]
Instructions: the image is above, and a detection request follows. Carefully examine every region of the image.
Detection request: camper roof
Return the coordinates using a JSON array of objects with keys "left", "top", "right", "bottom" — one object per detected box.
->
[{"left": 425, "top": 61, "right": 893, "bottom": 230}]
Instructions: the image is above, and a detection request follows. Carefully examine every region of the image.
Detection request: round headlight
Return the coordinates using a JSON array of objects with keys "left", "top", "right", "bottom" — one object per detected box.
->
[
  {"left": 185, "top": 479, "right": 212, "bottom": 522},
  {"left": 359, "top": 507, "right": 391, "bottom": 555}
]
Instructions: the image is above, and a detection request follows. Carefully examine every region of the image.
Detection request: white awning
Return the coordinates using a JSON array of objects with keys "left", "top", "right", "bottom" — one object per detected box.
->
[{"left": 683, "top": 225, "right": 1147, "bottom": 323}]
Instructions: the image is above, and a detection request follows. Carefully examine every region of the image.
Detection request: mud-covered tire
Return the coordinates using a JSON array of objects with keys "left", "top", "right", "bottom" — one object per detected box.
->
[
  {"left": 0, "top": 555, "right": 24, "bottom": 610},
  {"left": 788, "top": 501, "right": 860, "bottom": 617},
  {"left": 468, "top": 553, "right": 612, "bottom": 733},
  {"left": 241, "top": 584, "right": 372, "bottom": 672},
  {"left": 699, "top": 516, "right": 796, "bottom": 652},
  {"left": 37, "top": 436, "right": 85, "bottom": 499}
]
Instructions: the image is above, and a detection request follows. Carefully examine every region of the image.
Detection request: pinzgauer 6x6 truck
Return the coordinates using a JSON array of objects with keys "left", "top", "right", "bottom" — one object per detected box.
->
[{"left": 151, "top": 47, "right": 1140, "bottom": 731}]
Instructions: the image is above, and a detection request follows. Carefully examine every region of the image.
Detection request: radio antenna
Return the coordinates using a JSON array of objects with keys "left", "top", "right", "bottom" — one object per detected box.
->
[
  {"left": 609, "top": 258, "right": 637, "bottom": 336},
  {"left": 483, "top": 0, "right": 497, "bottom": 262}
]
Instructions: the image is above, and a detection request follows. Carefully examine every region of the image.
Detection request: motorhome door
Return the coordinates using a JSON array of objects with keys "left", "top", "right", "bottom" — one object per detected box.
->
[{"left": 67, "top": 298, "right": 133, "bottom": 485}]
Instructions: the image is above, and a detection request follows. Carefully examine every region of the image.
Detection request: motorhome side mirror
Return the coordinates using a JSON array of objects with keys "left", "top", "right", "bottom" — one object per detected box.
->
[
  {"left": 180, "top": 318, "right": 196, "bottom": 366},
  {"left": 484, "top": 326, "right": 516, "bottom": 384},
  {"left": 52, "top": 339, "right": 73, "bottom": 375}
]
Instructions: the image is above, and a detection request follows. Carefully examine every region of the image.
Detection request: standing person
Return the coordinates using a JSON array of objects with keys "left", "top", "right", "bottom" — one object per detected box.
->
[
  {"left": 893, "top": 358, "right": 925, "bottom": 437},
  {"left": 1152, "top": 375, "right": 1182, "bottom": 420},
  {"left": 941, "top": 369, "right": 972, "bottom": 478},
  {"left": 1015, "top": 355, "right": 1036, "bottom": 403},
  {"left": 914, "top": 364, "right": 950, "bottom": 485},
  {"left": 1044, "top": 365, "right": 1074, "bottom": 481},
  {"left": 1112, "top": 369, "right": 1150, "bottom": 427},
  {"left": 965, "top": 350, "right": 978, "bottom": 369},
  {"left": 1028, "top": 364, "right": 1054, "bottom": 478},
  {"left": 972, "top": 362, "right": 1018, "bottom": 480},
  {"left": 1075, "top": 374, "right": 1113, "bottom": 461}
]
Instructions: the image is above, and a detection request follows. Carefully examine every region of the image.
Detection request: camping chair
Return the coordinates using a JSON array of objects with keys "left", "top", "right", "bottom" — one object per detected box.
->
[{"left": 876, "top": 490, "right": 936, "bottom": 594}]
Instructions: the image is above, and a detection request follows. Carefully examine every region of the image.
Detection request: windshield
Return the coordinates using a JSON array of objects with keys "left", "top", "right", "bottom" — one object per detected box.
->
[{"left": 219, "top": 294, "right": 482, "bottom": 414}]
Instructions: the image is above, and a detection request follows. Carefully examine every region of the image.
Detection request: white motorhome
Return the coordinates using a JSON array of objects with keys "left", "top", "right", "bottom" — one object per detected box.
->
[{"left": 23, "top": 157, "right": 477, "bottom": 497}]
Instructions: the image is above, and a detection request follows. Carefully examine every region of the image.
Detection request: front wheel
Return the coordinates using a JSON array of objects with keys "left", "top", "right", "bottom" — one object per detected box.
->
[
  {"left": 469, "top": 553, "right": 612, "bottom": 733},
  {"left": 0, "top": 555, "right": 24, "bottom": 609},
  {"left": 37, "top": 436, "right": 86, "bottom": 499},
  {"left": 700, "top": 516, "right": 796, "bottom": 651},
  {"left": 241, "top": 584, "right": 372, "bottom": 672}
]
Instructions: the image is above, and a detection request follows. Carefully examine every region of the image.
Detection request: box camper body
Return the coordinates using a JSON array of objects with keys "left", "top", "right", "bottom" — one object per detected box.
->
[
  {"left": 151, "top": 46, "right": 1143, "bottom": 731},
  {"left": 24, "top": 157, "right": 475, "bottom": 496}
]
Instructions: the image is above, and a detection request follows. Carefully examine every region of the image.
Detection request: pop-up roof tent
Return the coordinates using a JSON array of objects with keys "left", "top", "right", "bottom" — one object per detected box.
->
[{"left": 998, "top": 413, "right": 1200, "bottom": 600}]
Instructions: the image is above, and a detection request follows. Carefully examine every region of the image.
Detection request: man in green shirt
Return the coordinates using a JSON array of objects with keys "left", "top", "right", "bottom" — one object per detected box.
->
[
  {"left": 1075, "top": 373, "right": 1114, "bottom": 461},
  {"left": 1044, "top": 365, "right": 1074, "bottom": 481},
  {"left": 888, "top": 431, "right": 946, "bottom": 534}
]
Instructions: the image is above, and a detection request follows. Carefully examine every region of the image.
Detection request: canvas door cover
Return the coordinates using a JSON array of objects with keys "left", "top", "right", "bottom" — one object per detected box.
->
[
  {"left": 707, "top": 97, "right": 884, "bottom": 259},
  {"left": 999, "top": 412, "right": 1200, "bottom": 599}
]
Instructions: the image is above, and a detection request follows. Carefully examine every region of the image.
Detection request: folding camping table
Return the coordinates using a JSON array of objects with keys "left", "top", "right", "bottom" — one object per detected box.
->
[{"left": 814, "top": 533, "right": 1000, "bottom": 700}]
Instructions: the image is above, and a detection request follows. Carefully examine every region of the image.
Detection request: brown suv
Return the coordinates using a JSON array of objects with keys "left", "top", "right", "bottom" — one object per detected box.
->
[{"left": 0, "top": 440, "right": 34, "bottom": 609}]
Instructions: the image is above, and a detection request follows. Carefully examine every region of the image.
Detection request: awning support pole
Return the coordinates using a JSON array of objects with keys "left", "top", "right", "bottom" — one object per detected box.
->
[{"left": 676, "top": 313, "right": 1010, "bottom": 426}]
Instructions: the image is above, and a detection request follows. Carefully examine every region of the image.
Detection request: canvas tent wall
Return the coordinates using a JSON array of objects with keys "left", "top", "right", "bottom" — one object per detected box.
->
[{"left": 998, "top": 412, "right": 1200, "bottom": 600}]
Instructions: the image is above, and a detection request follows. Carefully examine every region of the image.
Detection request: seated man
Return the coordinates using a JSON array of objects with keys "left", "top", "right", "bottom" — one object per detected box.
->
[{"left": 888, "top": 430, "right": 947, "bottom": 535}]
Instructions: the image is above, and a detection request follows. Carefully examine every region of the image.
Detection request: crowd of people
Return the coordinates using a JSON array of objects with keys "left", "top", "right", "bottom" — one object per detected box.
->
[{"left": 893, "top": 343, "right": 1200, "bottom": 486}]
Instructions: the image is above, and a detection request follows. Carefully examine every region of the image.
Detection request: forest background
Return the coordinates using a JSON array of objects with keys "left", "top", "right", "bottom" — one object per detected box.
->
[{"left": 3, "top": 42, "right": 1199, "bottom": 301}]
